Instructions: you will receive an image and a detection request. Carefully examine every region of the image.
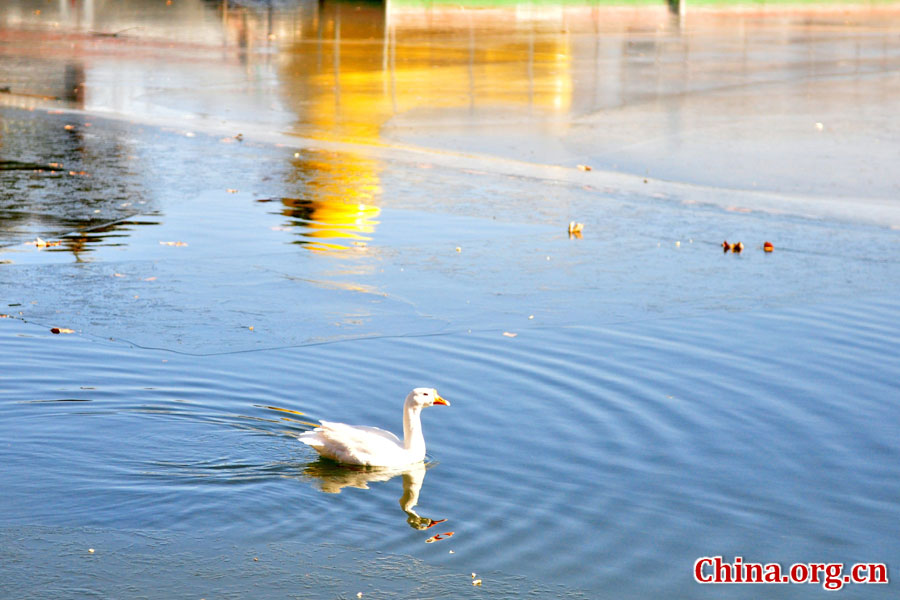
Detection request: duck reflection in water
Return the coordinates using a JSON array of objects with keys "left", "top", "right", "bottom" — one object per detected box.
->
[{"left": 302, "top": 460, "right": 445, "bottom": 530}]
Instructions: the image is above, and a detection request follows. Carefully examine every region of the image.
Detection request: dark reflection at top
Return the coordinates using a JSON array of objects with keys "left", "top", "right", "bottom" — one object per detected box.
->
[{"left": 0, "top": 108, "right": 152, "bottom": 253}]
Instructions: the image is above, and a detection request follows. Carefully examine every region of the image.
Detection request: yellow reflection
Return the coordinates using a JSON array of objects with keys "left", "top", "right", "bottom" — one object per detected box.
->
[
  {"left": 277, "top": 1, "right": 575, "bottom": 253},
  {"left": 280, "top": 3, "right": 573, "bottom": 144},
  {"left": 281, "top": 151, "right": 381, "bottom": 254}
]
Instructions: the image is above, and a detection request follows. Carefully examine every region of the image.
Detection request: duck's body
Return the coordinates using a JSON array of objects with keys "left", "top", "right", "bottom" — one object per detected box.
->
[{"left": 298, "top": 388, "right": 449, "bottom": 468}]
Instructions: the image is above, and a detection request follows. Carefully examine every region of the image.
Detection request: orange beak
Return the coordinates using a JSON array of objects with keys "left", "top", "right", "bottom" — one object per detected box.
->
[{"left": 432, "top": 393, "right": 450, "bottom": 407}]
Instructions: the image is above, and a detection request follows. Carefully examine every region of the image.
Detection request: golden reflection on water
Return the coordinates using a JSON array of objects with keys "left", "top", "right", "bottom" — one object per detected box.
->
[
  {"left": 275, "top": 1, "right": 575, "bottom": 253},
  {"left": 278, "top": 1, "right": 574, "bottom": 145},
  {"left": 282, "top": 151, "right": 381, "bottom": 254}
]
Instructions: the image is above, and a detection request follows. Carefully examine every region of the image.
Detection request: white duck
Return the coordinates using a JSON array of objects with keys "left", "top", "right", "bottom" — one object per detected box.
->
[{"left": 298, "top": 388, "right": 449, "bottom": 468}]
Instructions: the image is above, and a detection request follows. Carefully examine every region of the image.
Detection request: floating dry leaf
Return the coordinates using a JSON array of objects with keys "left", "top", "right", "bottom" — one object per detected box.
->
[
  {"left": 51, "top": 327, "right": 75, "bottom": 334},
  {"left": 763, "top": 241, "right": 774, "bottom": 252}
]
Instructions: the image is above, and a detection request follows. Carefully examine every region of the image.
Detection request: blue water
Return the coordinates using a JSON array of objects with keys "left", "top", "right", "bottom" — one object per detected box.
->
[{"left": 2, "top": 2, "right": 900, "bottom": 598}]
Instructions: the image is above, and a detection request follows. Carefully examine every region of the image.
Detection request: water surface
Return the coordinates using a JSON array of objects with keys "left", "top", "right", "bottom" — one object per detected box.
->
[{"left": 2, "top": 1, "right": 900, "bottom": 598}]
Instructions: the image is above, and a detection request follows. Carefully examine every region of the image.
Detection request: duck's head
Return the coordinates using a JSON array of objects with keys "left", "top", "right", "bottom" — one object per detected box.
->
[{"left": 406, "top": 387, "right": 450, "bottom": 408}]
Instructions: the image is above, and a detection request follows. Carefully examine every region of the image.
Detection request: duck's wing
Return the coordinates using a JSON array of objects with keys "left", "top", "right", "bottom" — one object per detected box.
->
[{"left": 298, "top": 421, "right": 405, "bottom": 466}]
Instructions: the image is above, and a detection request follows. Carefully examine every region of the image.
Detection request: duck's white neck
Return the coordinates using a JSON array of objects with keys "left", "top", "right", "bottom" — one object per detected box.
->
[{"left": 402, "top": 400, "right": 426, "bottom": 460}]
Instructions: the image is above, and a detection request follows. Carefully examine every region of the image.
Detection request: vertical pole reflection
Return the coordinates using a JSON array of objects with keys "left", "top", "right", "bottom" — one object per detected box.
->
[
  {"left": 222, "top": 0, "right": 228, "bottom": 44},
  {"left": 390, "top": 13, "right": 397, "bottom": 114},
  {"left": 467, "top": 12, "right": 475, "bottom": 113},
  {"left": 527, "top": 25, "right": 534, "bottom": 110},
  {"left": 334, "top": 3, "right": 341, "bottom": 111}
]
